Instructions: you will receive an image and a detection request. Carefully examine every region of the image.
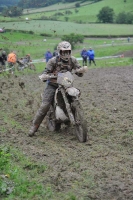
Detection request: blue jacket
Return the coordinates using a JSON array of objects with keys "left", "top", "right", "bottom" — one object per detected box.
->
[
  {"left": 45, "top": 51, "right": 53, "bottom": 62},
  {"left": 81, "top": 50, "right": 88, "bottom": 58},
  {"left": 87, "top": 50, "right": 95, "bottom": 59}
]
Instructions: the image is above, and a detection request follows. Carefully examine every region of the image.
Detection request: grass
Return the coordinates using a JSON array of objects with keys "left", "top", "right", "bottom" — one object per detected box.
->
[
  {"left": 0, "top": 145, "right": 52, "bottom": 200},
  {"left": 0, "top": 31, "right": 133, "bottom": 69},
  {"left": 0, "top": 20, "right": 133, "bottom": 36},
  {"left": 23, "top": 1, "right": 91, "bottom": 14}
]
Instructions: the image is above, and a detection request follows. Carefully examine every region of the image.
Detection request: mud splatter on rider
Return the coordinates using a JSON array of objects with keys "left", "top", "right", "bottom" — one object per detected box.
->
[{"left": 29, "top": 41, "right": 85, "bottom": 136}]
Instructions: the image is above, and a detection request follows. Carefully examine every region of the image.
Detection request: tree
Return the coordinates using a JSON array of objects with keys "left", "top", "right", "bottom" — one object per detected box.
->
[
  {"left": 116, "top": 12, "right": 133, "bottom": 24},
  {"left": 97, "top": 6, "right": 114, "bottom": 23},
  {"left": 75, "top": 3, "right": 80, "bottom": 7},
  {"left": 2, "top": 6, "right": 23, "bottom": 17},
  {"left": 61, "top": 33, "right": 84, "bottom": 49}
]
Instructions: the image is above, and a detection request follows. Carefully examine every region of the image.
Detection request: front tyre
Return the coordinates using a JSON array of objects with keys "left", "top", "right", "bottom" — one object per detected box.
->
[
  {"left": 73, "top": 102, "right": 88, "bottom": 142},
  {"left": 46, "top": 106, "right": 61, "bottom": 132}
]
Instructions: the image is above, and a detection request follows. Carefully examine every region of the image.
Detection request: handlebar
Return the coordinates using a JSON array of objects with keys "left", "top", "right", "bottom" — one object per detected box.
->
[
  {"left": 39, "top": 74, "right": 57, "bottom": 81},
  {"left": 39, "top": 66, "right": 88, "bottom": 82}
]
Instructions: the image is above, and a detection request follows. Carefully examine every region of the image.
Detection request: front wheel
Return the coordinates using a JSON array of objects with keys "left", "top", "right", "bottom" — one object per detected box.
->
[
  {"left": 46, "top": 106, "right": 61, "bottom": 132},
  {"left": 73, "top": 102, "right": 88, "bottom": 142}
]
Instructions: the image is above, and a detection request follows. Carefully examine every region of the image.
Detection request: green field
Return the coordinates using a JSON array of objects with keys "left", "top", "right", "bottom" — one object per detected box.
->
[
  {"left": 0, "top": 20, "right": 133, "bottom": 36},
  {"left": 0, "top": 31, "right": 132, "bottom": 70}
]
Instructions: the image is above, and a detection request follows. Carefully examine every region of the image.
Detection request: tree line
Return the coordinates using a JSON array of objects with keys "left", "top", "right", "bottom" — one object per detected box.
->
[{"left": 97, "top": 6, "right": 133, "bottom": 24}]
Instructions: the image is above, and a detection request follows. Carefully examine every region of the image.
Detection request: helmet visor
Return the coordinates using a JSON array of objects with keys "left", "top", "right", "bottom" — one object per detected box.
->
[{"left": 60, "top": 50, "right": 71, "bottom": 58}]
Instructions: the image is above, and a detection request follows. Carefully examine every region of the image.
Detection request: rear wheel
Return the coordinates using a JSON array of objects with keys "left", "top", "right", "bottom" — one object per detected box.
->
[
  {"left": 46, "top": 106, "right": 61, "bottom": 131},
  {"left": 73, "top": 101, "right": 88, "bottom": 142},
  {"left": 29, "top": 63, "right": 36, "bottom": 71}
]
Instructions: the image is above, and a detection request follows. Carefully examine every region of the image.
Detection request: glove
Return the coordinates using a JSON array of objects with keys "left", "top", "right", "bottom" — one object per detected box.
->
[
  {"left": 75, "top": 66, "right": 88, "bottom": 74},
  {"left": 39, "top": 74, "right": 49, "bottom": 81}
]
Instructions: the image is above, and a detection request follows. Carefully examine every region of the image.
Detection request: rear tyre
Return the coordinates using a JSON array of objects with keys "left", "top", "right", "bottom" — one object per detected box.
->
[
  {"left": 46, "top": 106, "right": 61, "bottom": 131},
  {"left": 29, "top": 63, "right": 36, "bottom": 71},
  {"left": 73, "top": 102, "right": 88, "bottom": 142}
]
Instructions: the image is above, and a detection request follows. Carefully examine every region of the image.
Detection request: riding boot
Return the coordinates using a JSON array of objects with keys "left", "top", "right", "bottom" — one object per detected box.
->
[{"left": 28, "top": 102, "right": 50, "bottom": 137}]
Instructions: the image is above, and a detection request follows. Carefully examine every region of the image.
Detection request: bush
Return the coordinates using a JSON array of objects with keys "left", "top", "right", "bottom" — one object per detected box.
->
[
  {"left": 116, "top": 12, "right": 126, "bottom": 24},
  {"left": 116, "top": 12, "right": 133, "bottom": 24},
  {"left": 75, "top": 9, "right": 79, "bottom": 13},
  {"left": 29, "top": 30, "right": 34, "bottom": 34},
  {"left": 40, "top": 33, "right": 52, "bottom": 37},
  {"left": 61, "top": 33, "right": 84, "bottom": 49},
  {"left": 64, "top": 17, "right": 69, "bottom": 21},
  {"left": 54, "top": 12, "right": 64, "bottom": 16},
  {"left": 75, "top": 3, "right": 80, "bottom": 7},
  {"left": 65, "top": 10, "right": 73, "bottom": 15}
]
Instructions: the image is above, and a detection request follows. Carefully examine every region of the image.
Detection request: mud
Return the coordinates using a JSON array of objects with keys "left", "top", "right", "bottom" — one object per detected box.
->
[
  {"left": 114, "top": 50, "right": 133, "bottom": 57},
  {"left": 1, "top": 65, "right": 133, "bottom": 199}
]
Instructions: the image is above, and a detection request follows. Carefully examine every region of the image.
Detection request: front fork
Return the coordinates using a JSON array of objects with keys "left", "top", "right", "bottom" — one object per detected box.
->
[{"left": 60, "top": 88, "right": 76, "bottom": 125}]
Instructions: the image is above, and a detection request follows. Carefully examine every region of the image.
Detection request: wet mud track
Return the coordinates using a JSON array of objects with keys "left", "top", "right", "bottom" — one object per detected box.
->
[{"left": 0, "top": 66, "right": 133, "bottom": 199}]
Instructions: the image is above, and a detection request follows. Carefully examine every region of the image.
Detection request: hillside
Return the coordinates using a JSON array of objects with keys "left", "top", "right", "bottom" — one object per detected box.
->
[{"left": 22, "top": 0, "right": 133, "bottom": 23}]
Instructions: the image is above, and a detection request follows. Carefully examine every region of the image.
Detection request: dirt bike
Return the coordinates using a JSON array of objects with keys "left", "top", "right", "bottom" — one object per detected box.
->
[
  {"left": 39, "top": 67, "right": 88, "bottom": 143},
  {"left": 17, "top": 59, "right": 36, "bottom": 71}
]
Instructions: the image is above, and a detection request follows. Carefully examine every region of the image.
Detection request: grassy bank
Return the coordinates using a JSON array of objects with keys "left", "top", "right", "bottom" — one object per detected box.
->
[{"left": 0, "top": 145, "right": 52, "bottom": 200}]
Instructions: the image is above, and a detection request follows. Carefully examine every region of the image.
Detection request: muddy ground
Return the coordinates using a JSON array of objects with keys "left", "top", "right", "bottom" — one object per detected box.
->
[{"left": 1, "top": 64, "right": 133, "bottom": 200}]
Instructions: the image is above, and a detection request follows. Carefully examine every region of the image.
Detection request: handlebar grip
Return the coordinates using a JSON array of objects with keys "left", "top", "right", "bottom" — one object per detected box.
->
[{"left": 39, "top": 74, "right": 57, "bottom": 81}]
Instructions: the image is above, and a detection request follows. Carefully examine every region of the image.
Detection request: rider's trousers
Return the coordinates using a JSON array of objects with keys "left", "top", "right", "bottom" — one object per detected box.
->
[{"left": 32, "top": 83, "right": 57, "bottom": 127}]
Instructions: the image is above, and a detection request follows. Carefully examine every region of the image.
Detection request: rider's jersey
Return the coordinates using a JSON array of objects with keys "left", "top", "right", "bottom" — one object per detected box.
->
[
  {"left": 43, "top": 56, "right": 82, "bottom": 85},
  {"left": 7, "top": 53, "right": 17, "bottom": 63}
]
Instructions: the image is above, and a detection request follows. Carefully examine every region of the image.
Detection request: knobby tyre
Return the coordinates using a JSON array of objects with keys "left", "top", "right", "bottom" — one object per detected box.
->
[{"left": 73, "top": 101, "right": 88, "bottom": 142}]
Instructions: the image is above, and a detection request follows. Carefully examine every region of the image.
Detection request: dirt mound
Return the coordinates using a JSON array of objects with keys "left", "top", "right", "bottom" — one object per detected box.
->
[{"left": 1, "top": 66, "right": 133, "bottom": 199}]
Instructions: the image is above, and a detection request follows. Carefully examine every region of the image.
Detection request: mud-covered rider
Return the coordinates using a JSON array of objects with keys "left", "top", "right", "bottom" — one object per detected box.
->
[
  {"left": 0, "top": 48, "right": 7, "bottom": 71},
  {"left": 29, "top": 41, "right": 85, "bottom": 137}
]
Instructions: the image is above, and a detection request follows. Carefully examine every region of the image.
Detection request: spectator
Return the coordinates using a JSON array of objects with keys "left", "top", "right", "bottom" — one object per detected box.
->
[
  {"left": 7, "top": 51, "right": 17, "bottom": 74},
  {"left": 127, "top": 37, "right": 130, "bottom": 42},
  {"left": 0, "top": 48, "right": 7, "bottom": 71},
  {"left": 80, "top": 48, "right": 88, "bottom": 66},
  {"left": 53, "top": 50, "right": 58, "bottom": 57},
  {"left": 87, "top": 47, "right": 96, "bottom": 66},
  {"left": 44, "top": 49, "right": 53, "bottom": 63},
  {"left": 112, "top": 40, "right": 114, "bottom": 46}
]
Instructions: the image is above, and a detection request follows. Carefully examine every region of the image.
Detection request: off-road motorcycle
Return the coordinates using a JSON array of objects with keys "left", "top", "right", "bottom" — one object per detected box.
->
[
  {"left": 39, "top": 67, "right": 88, "bottom": 142},
  {"left": 17, "top": 59, "right": 36, "bottom": 71}
]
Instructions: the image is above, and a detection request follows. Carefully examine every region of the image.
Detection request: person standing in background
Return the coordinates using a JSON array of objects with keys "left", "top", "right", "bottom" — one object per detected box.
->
[
  {"left": 44, "top": 49, "right": 53, "bottom": 63},
  {"left": 87, "top": 47, "right": 96, "bottom": 66},
  {"left": 80, "top": 48, "right": 88, "bottom": 66}
]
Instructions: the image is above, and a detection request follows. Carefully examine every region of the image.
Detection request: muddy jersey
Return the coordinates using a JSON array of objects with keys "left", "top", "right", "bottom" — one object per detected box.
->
[
  {"left": 43, "top": 56, "right": 82, "bottom": 84},
  {"left": 43, "top": 56, "right": 81, "bottom": 73}
]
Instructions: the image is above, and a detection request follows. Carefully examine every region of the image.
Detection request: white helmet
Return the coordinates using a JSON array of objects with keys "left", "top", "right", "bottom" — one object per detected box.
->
[{"left": 57, "top": 41, "right": 71, "bottom": 61}]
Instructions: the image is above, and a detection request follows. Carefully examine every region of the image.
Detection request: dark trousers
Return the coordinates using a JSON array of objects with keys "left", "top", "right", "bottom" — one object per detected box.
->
[
  {"left": 89, "top": 59, "right": 96, "bottom": 66},
  {"left": 82, "top": 57, "right": 87, "bottom": 66},
  {"left": 32, "top": 83, "right": 57, "bottom": 127}
]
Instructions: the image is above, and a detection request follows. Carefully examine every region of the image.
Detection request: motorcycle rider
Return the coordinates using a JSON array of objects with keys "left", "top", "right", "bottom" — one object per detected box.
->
[{"left": 29, "top": 41, "right": 85, "bottom": 137}]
